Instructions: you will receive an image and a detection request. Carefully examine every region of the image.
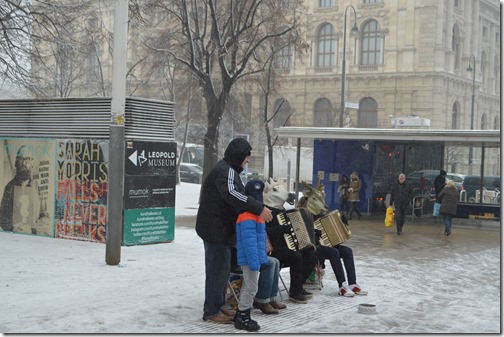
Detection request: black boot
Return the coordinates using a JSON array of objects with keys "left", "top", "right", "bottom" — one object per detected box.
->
[{"left": 234, "top": 308, "right": 260, "bottom": 332}]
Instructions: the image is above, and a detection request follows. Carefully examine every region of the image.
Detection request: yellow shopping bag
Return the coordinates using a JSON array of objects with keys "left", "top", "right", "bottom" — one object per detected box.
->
[{"left": 384, "top": 206, "right": 395, "bottom": 227}]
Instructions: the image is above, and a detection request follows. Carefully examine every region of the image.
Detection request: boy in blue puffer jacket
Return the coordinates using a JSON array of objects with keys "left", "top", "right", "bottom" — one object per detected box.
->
[{"left": 234, "top": 180, "right": 268, "bottom": 332}]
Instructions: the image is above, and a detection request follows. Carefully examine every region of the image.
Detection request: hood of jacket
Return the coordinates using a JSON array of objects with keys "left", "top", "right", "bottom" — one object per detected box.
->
[
  {"left": 223, "top": 138, "right": 252, "bottom": 173},
  {"left": 351, "top": 171, "right": 359, "bottom": 180}
]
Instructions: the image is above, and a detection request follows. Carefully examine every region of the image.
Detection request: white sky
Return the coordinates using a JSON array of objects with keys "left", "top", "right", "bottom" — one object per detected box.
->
[{"left": 0, "top": 182, "right": 500, "bottom": 334}]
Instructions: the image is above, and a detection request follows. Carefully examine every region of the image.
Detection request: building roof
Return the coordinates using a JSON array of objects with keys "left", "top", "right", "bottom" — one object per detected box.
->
[{"left": 274, "top": 127, "right": 501, "bottom": 147}]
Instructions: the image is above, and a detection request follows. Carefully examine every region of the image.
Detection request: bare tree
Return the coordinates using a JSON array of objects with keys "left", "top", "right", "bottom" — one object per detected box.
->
[
  {"left": 0, "top": 0, "right": 71, "bottom": 95},
  {"left": 141, "top": 0, "right": 306, "bottom": 178}
]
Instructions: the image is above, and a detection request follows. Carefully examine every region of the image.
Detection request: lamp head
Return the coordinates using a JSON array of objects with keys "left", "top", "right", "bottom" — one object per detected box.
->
[
  {"left": 351, "top": 23, "right": 359, "bottom": 33},
  {"left": 466, "top": 64, "right": 473, "bottom": 72}
]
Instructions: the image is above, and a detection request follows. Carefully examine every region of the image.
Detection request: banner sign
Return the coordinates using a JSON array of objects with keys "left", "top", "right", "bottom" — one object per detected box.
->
[
  {"left": 123, "top": 208, "right": 175, "bottom": 245},
  {"left": 123, "top": 140, "right": 176, "bottom": 246}
]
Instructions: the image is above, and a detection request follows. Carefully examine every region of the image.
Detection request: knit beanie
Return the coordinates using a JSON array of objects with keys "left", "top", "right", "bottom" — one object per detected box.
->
[{"left": 245, "top": 179, "right": 264, "bottom": 203}]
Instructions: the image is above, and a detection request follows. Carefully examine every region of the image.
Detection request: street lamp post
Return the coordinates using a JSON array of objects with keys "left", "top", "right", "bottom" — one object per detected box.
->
[
  {"left": 339, "top": 5, "right": 358, "bottom": 127},
  {"left": 466, "top": 54, "right": 476, "bottom": 175}
]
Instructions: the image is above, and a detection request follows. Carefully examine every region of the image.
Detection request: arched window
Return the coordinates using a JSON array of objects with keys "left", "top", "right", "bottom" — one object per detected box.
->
[
  {"left": 361, "top": 20, "right": 381, "bottom": 65},
  {"left": 313, "top": 98, "right": 333, "bottom": 126},
  {"left": 451, "top": 101, "right": 459, "bottom": 129},
  {"left": 273, "top": 98, "right": 291, "bottom": 129},
  {"left": 452, "top": 25, "right": 460, "bottom": 70},
  {"left": 316, "top": 23, "right": 336, "bottom": 67},
  {"left": 357, "top": 97, "right": 378, "bottom": 128},
  {"left": 480, "top": 113, "right": 487, "bottom": 130}
]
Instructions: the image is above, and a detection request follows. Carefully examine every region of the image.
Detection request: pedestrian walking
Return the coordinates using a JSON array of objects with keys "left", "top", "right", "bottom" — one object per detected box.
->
[
  {"left": 348, "top": 171, "right": 362, "bottom": 220},
  {"left": 390, "top": 173, "right": 414, "bottom": 235},
  {"left": 338, "top": 174, "right": 350, "bottom": 216},
  {"left": 438, "top": 180, "right": 459, "bottom": 236}
]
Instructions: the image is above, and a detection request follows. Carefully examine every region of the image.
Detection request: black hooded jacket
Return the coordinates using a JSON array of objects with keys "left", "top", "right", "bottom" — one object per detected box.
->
[{"left": 195, "top": 138, "right": 264, "bottom": 246}]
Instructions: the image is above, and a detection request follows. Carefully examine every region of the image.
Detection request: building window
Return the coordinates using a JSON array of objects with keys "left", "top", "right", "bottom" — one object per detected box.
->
[
  {"left": 319, "top": 0, "right": 332, "bottom": 7},
  {"left": 363, "top": 0, "right": 380, "bottom": 3},
  {"left": 273, "top": 98, "right": 291, "bottom": 145},
  {"left": 454, "top": 0, "right": 461, "bottom": 8},
  {"left": 494, "top": 55, "right": 500, "bottom": 94},
  {"left": 480, "top": 113, "right": 487, "bottom": 130},
  {"left": 452, "top": 25, "right": 460, "bottom": 70},
  {"left": 481, "top": 51, "right": 487, "bottom": 84},
  {"left": 451, "top": 102, "right": 459, "bottom": 129},
  {"left": 360, "top": 20, "right": 381, "bottom": 65},
  {"left": 494, "top": 116, "right": 499, "bottom": 130},
  {"left": 281, "top": 0, "right": 291, "bottom": 10},
  {"left": 273, "top": 98, "right": 291, "bottom": 129},
  {"left": 482, "top": 26, "right": 488, "bottom": 38},
  {"left": 357, "top": 97, "right": 378, "bottom": 128},
  {"left": 313, "top": 98, "right": 333, "bottom": 126},
  {"left": 274, "top": 46, "right": 292, "bottom": 71},
  {"left": 316, "top": 23, "right": 336, "bottom": 67}
]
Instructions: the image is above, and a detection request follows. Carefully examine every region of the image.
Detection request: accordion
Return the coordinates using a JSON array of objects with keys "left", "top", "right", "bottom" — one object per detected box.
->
[
  {"left": 314, "top": 210, "right": 352, "bottom": 246},
  {"left": 276, "top": 209, "right": 315, "bottom": 252}
]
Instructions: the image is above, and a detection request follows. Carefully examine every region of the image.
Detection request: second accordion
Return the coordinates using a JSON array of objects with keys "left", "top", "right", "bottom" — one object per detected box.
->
[{"left": 314, "top": 210, "right": 352, "bottom": 246}]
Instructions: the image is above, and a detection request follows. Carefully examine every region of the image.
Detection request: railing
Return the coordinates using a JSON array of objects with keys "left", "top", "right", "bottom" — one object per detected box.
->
[{"left": 314, "top": 66, "right": 334, "bottom": 73}]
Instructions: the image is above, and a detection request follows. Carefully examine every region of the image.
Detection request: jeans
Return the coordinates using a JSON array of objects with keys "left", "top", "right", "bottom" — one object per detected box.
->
[
  {"left": 442, "top": 213, "right": 453, "bottom": 233},
  {"left": 203, "top": 241, "right": 231, "bottom": 320},
  {"left": 255, "top": 256, "right": 280, "bottom": 303},
  {"left": 315, "top": 245, "right": 356, "bottom": 287}
]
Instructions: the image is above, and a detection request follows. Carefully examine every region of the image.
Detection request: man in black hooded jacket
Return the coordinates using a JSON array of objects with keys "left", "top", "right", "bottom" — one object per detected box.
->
[{"left": 196, "top": 138, "right": 273, "bottom": 324}]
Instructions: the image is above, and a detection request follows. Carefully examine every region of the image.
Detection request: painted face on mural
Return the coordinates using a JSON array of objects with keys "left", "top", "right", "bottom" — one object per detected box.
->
[{"left": 15, "top": 154, "right": 33, "bottom": 181}]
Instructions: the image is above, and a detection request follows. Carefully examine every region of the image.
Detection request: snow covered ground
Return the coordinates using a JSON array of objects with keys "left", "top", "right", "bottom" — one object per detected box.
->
[{"left": 0, "top": 182, "right": 501, "bottom": 334}]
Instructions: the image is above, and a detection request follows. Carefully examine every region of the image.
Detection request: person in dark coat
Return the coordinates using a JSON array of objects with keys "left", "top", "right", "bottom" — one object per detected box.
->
[
  {"left": 390, "top": 173, "right": 414, "bottom": 235},
  {"left": 337, "top": 174, "right": 350, "bottom": 216},
  {"left": 438, "top": 180, "right": 459, "bottom": 236},
  {"left": 195, "top": 138, "right": 273, "bottom": 324},
  {"left": 265, "top": 207, "right": 317, "bottom": 304},
  {"left": 434, "top": 170, "right": 447, "bottom": 202}
]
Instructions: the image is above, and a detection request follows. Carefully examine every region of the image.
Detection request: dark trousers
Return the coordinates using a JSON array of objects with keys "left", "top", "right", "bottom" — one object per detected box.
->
[
  {"left": 271, "top": 248, "right": 317, "bottom": 296},
  {"left": 315, "top": 245, "right": 356, "bottom": 287},
  {"left": 203, "top": 241, "right": 230, "bottom": 319},
  {"left": 340, "top": 198, "right": 350, "bottom": 215},
  {"left": 348, "top": 201, "right": 361, "bottom": 219},
  {"left": 395, "top": 206, "right": 407, "bottom": 232}
]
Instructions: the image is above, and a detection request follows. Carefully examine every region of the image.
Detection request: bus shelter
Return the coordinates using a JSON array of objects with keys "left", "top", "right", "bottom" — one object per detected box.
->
[{"left": 274, "top": 127, "right": 500, "bottom": 219}]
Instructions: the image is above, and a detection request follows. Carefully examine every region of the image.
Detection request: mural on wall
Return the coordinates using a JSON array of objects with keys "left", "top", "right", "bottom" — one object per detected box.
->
[
  {"left": 55, "top": 139, "right": 109, "bottom": 242},
  {"left": 0, "top": 138, "right": 56, "bottom": 236}
]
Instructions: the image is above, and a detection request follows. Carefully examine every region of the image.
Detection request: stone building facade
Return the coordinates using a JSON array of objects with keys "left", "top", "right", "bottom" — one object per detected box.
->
[
  {"left": 261, "top": 0, "right": 499, "bottom": 131},
  {"left": 246, "top": 0, "right": 500, "bottom": 176}
]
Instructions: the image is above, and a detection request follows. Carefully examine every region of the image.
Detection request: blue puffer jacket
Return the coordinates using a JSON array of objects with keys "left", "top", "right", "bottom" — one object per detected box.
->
[{"left": 235, "top": 212, "right": 268, "bottom": 271}]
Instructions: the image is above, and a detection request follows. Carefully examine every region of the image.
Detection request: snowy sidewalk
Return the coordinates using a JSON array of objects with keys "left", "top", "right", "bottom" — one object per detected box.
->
[{"left": 0, "top": 216, "right": 500, "bottom": 334}]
